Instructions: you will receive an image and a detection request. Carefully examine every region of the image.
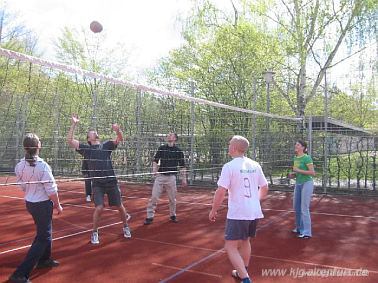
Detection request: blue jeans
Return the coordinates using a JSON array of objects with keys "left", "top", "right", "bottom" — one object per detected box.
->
[
  {"left": 14, "top": 200, "right": 53, "bottom": 278},
  {"left": 293, "top": 180, "right": 313, "bottom": 236}
]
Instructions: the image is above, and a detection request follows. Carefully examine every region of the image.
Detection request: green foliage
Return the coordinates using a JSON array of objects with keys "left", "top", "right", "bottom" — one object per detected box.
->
[
  {"left": 54, "top": 26, "right": 129, "bottom": 78},
  {"left": 327, "top": 151, "right": 375, "bottom": 188},
  {"left": 0, "top": 6, "right": 39, "bottom": 54}
]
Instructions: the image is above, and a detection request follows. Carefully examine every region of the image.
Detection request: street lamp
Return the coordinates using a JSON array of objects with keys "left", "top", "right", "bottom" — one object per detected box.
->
[{"left": 262, "top": 70, "right": 275, "bottom": 114}]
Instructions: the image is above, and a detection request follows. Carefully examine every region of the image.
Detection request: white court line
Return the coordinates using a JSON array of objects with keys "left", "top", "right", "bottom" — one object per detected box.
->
[
  {"left": 133, "top": 237, "right": 218, "bottom": 252},
  {"left": 1, "top": 202, "right": 377, "bottom": 276},
  {"left": 0, "top": 195, "right": 23, "bottom": 200},
  {"left": 157, "top": 206, "right": 377, "bottom": 282},
  {"left": 158, "top": 209, "right": 291, "bottom": 283},
  {"left": 0, "top": 195, "right": 126, "bottom": 212},
  {"left": 0, "top": 221, "right": 123, "bottom": 255},
  {"left": 57, "top": 188, "right": 377, "bottom": 219},
  {"left": 263, "top": 208, "right": 376, "bottom": 220},
  {"left": 152, "top": 262, "right": 222, "bottom": 279},
  {"left": 1, "top": 194, "right": 375, "bottom": 220},
  {"left": 64, "top": 202, "right": 122, "bottom": 212},
  {"left": 140, "top": 238, "right": 378, "bottom": 275},
  {"left": 0, "top": 196, "right": 138, "bottom": 248},
  {"left": 159, "top": 250, "right": 224, "bottom": 283},
  {"left": 0, "top": 195, "right": 135, "bottom": 217}
]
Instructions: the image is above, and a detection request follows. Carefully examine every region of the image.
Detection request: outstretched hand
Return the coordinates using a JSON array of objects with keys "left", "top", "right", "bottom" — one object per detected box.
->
[
  {"left": 71, "top": 114, "right": 79, "bottom": 125},
  {"left": 287, "top": 172, "right": 296, "bottom": 179},
  {"left": 112, "top": 123, "right": 120, "bottom": 132}
]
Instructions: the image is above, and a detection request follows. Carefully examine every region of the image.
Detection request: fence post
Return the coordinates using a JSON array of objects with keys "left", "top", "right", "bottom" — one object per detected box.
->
[
  {"left": 91, "top": 86, "right": 98, "bottom": 130},
  {"left": 189, "top": 82, "right": 195, "bottom": 185},
  {"left": 372, "top": 137, "right": 377, "bottom": 190},
  {"left": 308, "top": 116, "right": 313, "bottom": 156},
  {"left": 15, "top": 95, "right": 21, "bottom": 167},
  {"left": 251, "top": 78, "right": 257, "bottom": 160},
  {"left": 322, "top": 71, "right": 329, "bottom": 194},
  {"left": 135, "top": 89, "right": 142, "bottom": 181},
  {"left": 52, "top": 87, "right": 61, "bottom": 173}
]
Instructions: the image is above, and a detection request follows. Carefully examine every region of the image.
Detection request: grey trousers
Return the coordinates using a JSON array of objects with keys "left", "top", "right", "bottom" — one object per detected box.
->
[{"left": 146, "top": 175, "right": 177, "bottom": 218}]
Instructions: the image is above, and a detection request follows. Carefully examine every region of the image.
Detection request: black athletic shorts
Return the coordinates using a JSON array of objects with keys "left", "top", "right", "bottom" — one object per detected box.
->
[
  {"left": 92, "top": 184, "right": 122, "bottom": 207},
  {"left": 224, "top": 219, "right": 258, "bottom": 240}
]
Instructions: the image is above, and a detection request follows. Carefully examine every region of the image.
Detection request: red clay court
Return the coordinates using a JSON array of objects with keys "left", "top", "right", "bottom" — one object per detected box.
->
[{"left": 0, "top": 179, "right": 377, "bottom": 283}]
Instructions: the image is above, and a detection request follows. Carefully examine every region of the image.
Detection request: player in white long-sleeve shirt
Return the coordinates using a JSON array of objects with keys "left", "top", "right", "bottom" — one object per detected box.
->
[
  {"left": 209, "top": 135, "right": 269, "bottom": 283},
  {"left": 9, "top": 133, "right": 63, "bottom": 283}
]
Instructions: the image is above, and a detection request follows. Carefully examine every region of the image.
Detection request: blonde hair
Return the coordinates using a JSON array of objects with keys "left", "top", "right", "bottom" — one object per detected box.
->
[{"left": 230, "top": 135, "right": 249, "bottom": 153}]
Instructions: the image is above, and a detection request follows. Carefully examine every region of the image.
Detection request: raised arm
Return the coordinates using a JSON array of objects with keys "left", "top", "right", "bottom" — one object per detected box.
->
[
  {"left": 67, "top": 114, "right": 80, "bottom": 150},
  {"left": 111, "top": 123, "right": 124, "bottom": 145}
]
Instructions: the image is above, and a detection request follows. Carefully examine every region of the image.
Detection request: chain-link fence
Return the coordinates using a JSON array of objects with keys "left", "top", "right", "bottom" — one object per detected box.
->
[{"left": 0, "top": 48, "right": 375, "bottom": 192}]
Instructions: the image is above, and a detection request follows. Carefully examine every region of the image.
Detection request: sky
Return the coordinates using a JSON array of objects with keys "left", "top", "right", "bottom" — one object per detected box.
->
[
  {"left": 4, "top": 0, "right": 196, "bottom": 76},
  {"left": 3, "top": 0, "right": 375, "bottom": 93}
]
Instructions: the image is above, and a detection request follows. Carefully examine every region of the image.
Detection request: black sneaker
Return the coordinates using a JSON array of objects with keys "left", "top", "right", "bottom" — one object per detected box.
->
[
  {"left": 36, "top": 258, "right": 60, "bottom": 269},
  {"left": 9, "top": 274, "right": 31, "bottom": 283},
  {"left": 144, "top": 218, "right": 153, "bottom": 225},
  {"left": 170, "top": 216, "right": 178, "bottom": 223}
]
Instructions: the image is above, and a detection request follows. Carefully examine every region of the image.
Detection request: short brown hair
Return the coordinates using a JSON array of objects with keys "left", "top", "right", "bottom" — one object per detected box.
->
[{"left": 23, "top": 133, "right": 40, "bottom": 166}]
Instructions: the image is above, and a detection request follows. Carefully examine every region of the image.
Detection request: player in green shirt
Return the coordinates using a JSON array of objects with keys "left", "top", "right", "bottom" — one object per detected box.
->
[{"left": 288, "top": 140, "right": 316, "bottom": 239}]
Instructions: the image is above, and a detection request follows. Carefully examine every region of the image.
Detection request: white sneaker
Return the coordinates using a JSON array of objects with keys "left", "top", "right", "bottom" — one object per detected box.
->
[
  {"left": 91, "top": 231, "right": 99, "bottom": 244},
  {"left": 86, "top": 195, "right": 91, "bottom": 202},
  {"left": 231, "top": 270, "right": 241, "bottom": 279},
  {"left": 123, "top": 226, "right": 131, "bottom": 238}
]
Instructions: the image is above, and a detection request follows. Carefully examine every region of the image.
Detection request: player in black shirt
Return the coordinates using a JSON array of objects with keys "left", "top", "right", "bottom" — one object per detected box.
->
[
  {"left": 67, "top": 114, "right": 131, "bottom": 244},
  {"left": 144, "top": 132, "right": 187, "bottom": 225}
]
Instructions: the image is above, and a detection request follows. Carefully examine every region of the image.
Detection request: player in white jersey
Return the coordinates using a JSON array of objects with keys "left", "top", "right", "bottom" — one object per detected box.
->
[{"left": 209, "top": 135, "right": 269, "bottom": 283}]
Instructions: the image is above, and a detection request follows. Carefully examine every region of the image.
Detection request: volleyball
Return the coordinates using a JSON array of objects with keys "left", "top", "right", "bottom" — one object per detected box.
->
[{"left": 90, "top": 21, "right": 103, "bottom": 33}]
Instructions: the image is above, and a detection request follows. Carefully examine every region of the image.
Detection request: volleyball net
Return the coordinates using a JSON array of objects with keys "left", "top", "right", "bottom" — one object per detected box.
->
[{"left": 0, "top": 47, "right": 303, "bottom": 187}]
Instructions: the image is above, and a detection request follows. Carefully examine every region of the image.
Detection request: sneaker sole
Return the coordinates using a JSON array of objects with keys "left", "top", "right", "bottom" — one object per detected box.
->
[
  {"left": 231, "top": 269, "right": 242, "bottom": 280},
  {"left": 144, "top": 218, "right": 153, "bottom": 225},
  {"left": 297, "top": 235, "right": 311, "bottom": 239}
]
